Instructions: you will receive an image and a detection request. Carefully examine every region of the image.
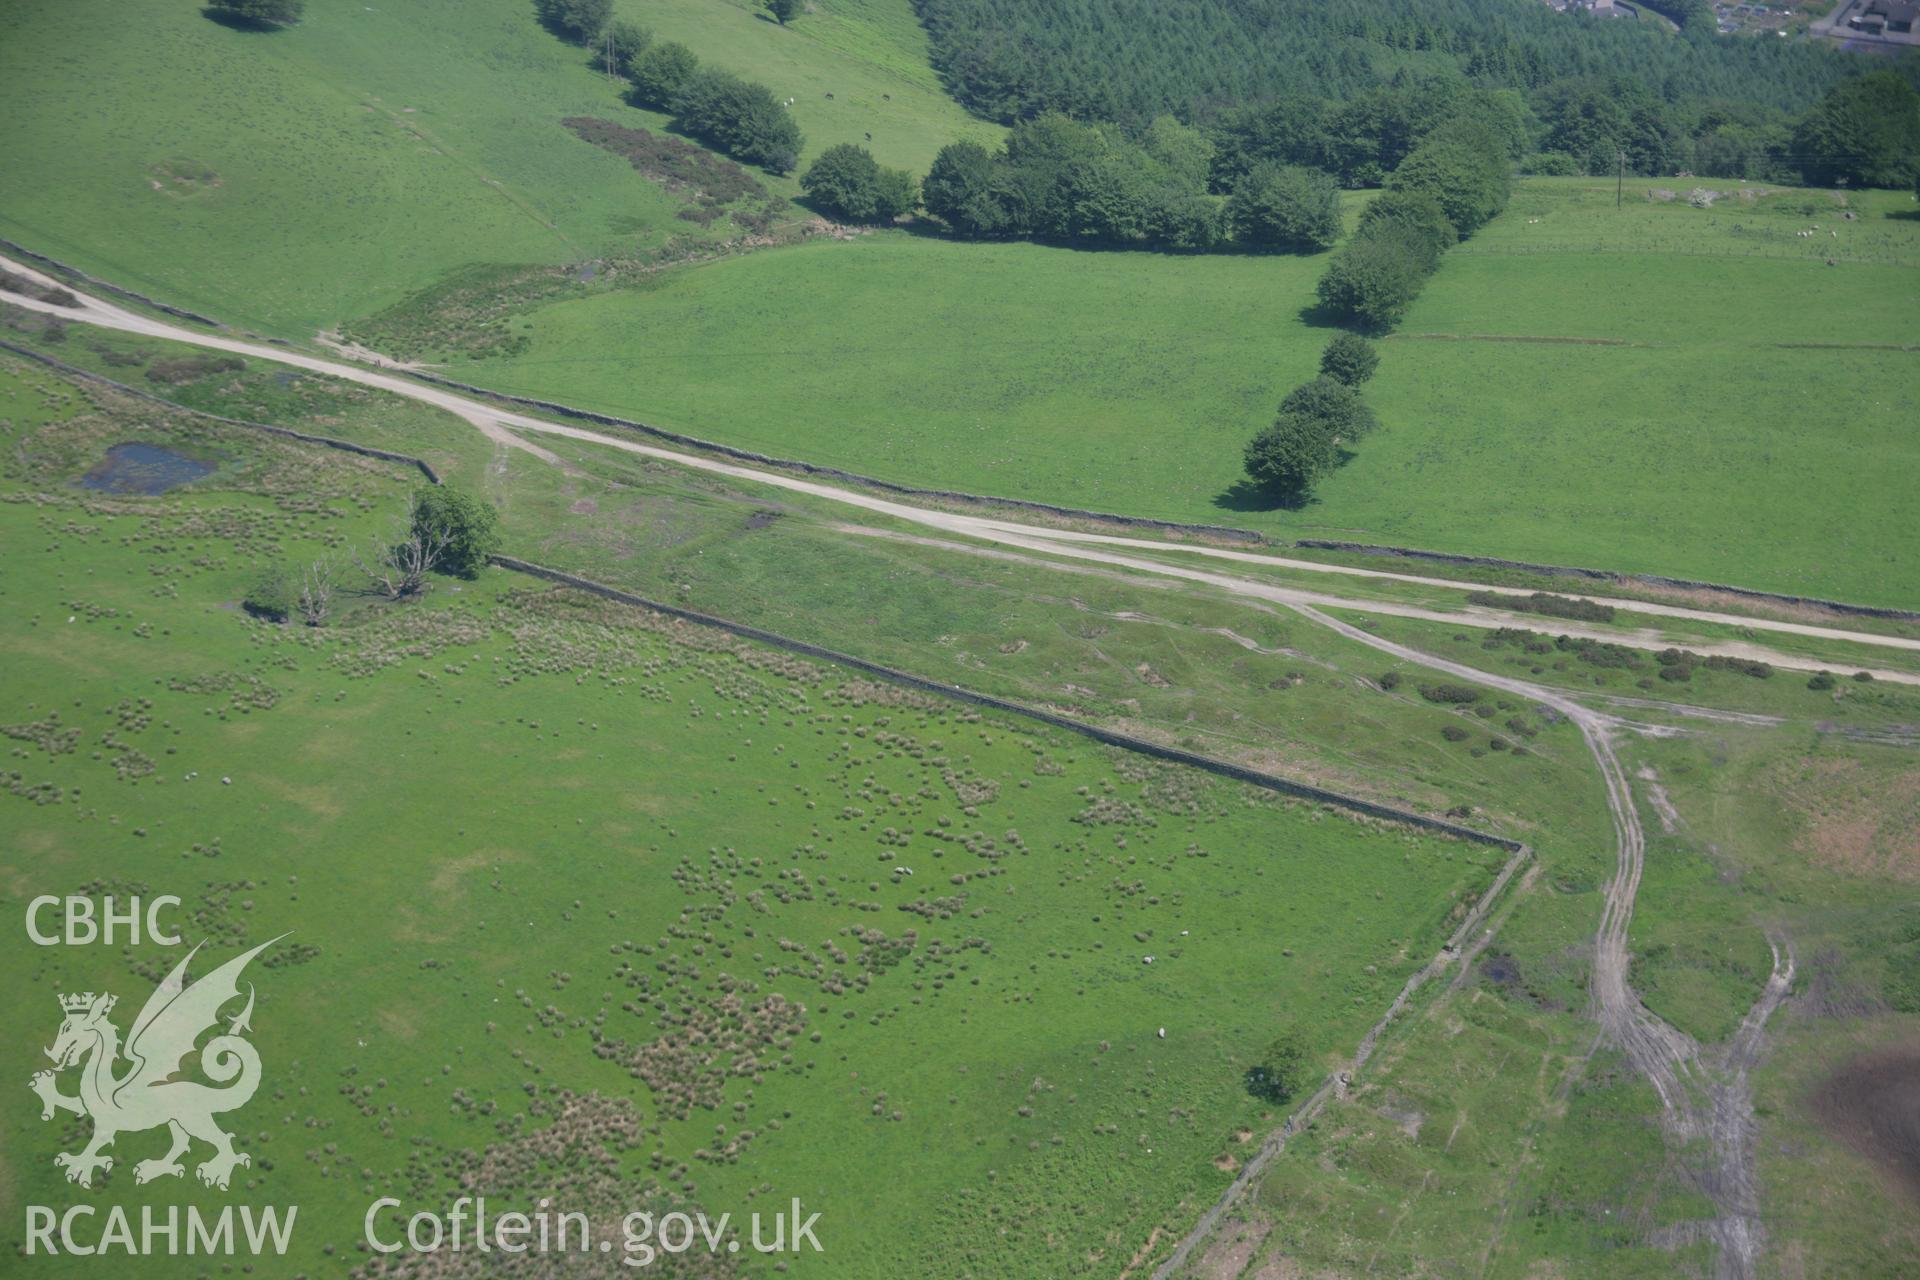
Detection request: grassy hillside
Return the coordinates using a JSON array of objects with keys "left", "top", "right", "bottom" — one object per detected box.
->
[
  {"left": 619, "top": 0, "right": 998, "bottom": 172},
  {"left": 467, "top": 178, "right": 1920, "bottom": 604},
  {"left": 0, "top": 0, "right": 984, "bottom": 335},
  {"left": 6, "top": 4, "right": 1915, "bottom": 604},
  {"left": 456, "top": 229, "right": 1336, "bottom": 513},
  {"left": 0, "top": 356, "right": 1504, "bottom": 1278}
]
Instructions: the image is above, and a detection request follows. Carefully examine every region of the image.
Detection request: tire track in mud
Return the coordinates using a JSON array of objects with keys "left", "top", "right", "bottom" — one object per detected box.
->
[{"left": 1284, "top": 604, "right": 1792, "bottom": 1280}]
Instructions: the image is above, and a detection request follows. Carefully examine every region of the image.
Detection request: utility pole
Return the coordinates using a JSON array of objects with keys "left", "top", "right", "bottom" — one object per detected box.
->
[{"left": 1617, "top": 150, "right": 1625, "bottom": 209}]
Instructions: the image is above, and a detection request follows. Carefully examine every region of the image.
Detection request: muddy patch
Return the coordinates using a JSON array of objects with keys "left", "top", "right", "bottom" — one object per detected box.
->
[
  {"left": 746, "top": 509, "right": 780, "bottom": 530},
  {"left": 1791, "top": 948, "right": 1886, "bottom": 1021},
  {"left": 1378, "top": 1096, "right": 1425, "bottom": 1140},
  {"left": 1194, "top": 1217, "right": 1271, "bottom": 1279},
  {"left": 1483, "top": 952, "right": 1521, "bottom": 984},
  {"left": 1771, "top": 757, "right": 1920, "bottom": 882},
  {"left": 77, "top": 443, "right": 218, "bottom": 495},
  {"left": 1809, "top": 1040, "right": 1920, "bottom": 1203}
]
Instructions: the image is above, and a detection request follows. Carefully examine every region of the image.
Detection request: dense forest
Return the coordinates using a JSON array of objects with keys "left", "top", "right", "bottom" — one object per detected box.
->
[{"left": 912, "top": 0, "right": 1920, "bottom": 177}]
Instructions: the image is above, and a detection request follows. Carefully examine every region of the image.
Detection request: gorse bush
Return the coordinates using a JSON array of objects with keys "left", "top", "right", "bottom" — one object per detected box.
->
[
  {"left": 562, "top": 118, "right": 767, "bottom": 206},
  {"left": 1467, "top": 591, "right": 1615, "bottom": 623},
  {"left": 1419, "top": 683, "right": 1482, "bottom": 704},
  {"left": 146, "top": 355, "right": 245, "bottom": 385}
]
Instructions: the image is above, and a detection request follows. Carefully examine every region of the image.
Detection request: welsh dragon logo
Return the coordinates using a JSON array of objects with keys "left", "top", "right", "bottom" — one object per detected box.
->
[{"left": 30, "top": 936, "right": 283, "bottom": 1191}]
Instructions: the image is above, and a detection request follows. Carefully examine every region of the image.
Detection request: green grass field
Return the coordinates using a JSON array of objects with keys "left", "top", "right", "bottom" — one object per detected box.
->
[
  {"left": 5, "top": 0, "right": 1915, "bottom": 604},
  {"left": 0, "top": 0, "right": 982, "bottom": 336},
  {"left": 463, "top": 178, "right": 1920, "bottom": 605},
  {"left": 0, "top": 357, "right": 1508, "bottom": 1277},
  {"left": 615, "top": 0, "right": 999, "bottom": 173}
]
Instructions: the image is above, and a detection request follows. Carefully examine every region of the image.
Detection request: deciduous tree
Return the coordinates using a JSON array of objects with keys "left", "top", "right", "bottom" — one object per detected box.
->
[
  {"left": 923, "top": 140, "right": 1005, "bottom": 235},
  {"left": 801, "top": 144, "right": 918, "bottom": 221},
  {"left": 629, "top": 42, "right": 700, "bottom": 109},
  {"left": 1793, "top": 71, "right": 1920, "bottom": 190},
  {"left": 409, "top": 485, "right": 499, "bottom": 580},
  {"left": 537, "top": 0, "right": 613, "bottom": 45},
  {"left": 1245, "top": 1028, "right": 1313, "bottom": 1102},
  {"left": 1244, "top": 412, "right": 1337, "bottom": 499},
  {"left": 1228, "top": 163, "right": 1342, "bottom": 252},
  {"left": 1319, "top": 333, "right": 1379, "bottom": 386}
]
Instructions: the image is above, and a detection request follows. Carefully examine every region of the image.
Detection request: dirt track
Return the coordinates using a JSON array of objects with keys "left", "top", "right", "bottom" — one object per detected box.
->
[
  {"left": 0, "top": 263, "right": 1826, "bottom": 1276},
  {"left": 2, "top": 257, "right": 1917, "bottom": 683}
]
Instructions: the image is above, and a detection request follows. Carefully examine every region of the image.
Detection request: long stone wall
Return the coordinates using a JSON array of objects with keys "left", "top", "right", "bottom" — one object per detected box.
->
[{"left": 490, "top": 553, "right": 1525, "bottom": 852}]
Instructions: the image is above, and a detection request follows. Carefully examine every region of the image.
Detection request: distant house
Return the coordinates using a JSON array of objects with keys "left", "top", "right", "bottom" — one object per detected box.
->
[{"left": 1850, "top": 0, "right": 1917, "bottom": 32}]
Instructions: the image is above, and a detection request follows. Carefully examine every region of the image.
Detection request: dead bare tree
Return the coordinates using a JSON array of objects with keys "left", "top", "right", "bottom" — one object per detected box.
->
[
  {"left": 296, "top": 555, "right": 337, "bottom": 626},
  {"left": 353, "top": 500, "right": 449, "bottom": 601}
]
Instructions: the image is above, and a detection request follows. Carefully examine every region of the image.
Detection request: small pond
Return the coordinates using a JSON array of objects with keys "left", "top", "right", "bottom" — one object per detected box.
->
[{"left": 77, "top": 443, "right": 218, "bottom": 495}]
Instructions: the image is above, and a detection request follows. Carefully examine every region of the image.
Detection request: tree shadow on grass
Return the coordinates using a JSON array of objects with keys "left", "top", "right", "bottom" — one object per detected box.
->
[
  {"left": 1215, "top": 444, "right": 1358, "bottom": 514},
  {"left": 892, "top": 217, "right": 1317, "bottom": 261},
  {"left": 1215, "top": 479, "right": 1314, "bottom": 514},
  {"left": 200, "top": 7, "right": 296, "bottom": 32},
  {"left": 1298, "top": 299, "right": 1386, "bottom": 334}
]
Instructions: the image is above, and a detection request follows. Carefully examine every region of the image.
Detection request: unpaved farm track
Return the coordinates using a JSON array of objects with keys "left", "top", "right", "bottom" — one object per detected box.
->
[
  {"left": 2, "top": 259, "right": 1917, "bottom": 681},
  {"left": 0, "top": 263, "right": 1821, "bottom": 1276}
]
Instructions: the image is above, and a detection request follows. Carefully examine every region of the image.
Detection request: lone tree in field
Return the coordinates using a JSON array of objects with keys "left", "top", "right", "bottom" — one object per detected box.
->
[
  {"left": 1318, "top": 333, "right": 1379, "bottom": 386},
  {"left": 764, "top": 0, "right": 803, "bottom": 23},
  {"left": 409, "top": 485, "right": 500, "bottom": 579},
  {"left": 205, "top": 0, "right": 304, "bottom": 27},
  {"left": 1245, "top": 1027, "right": 1313, "bottom": 1103}
]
